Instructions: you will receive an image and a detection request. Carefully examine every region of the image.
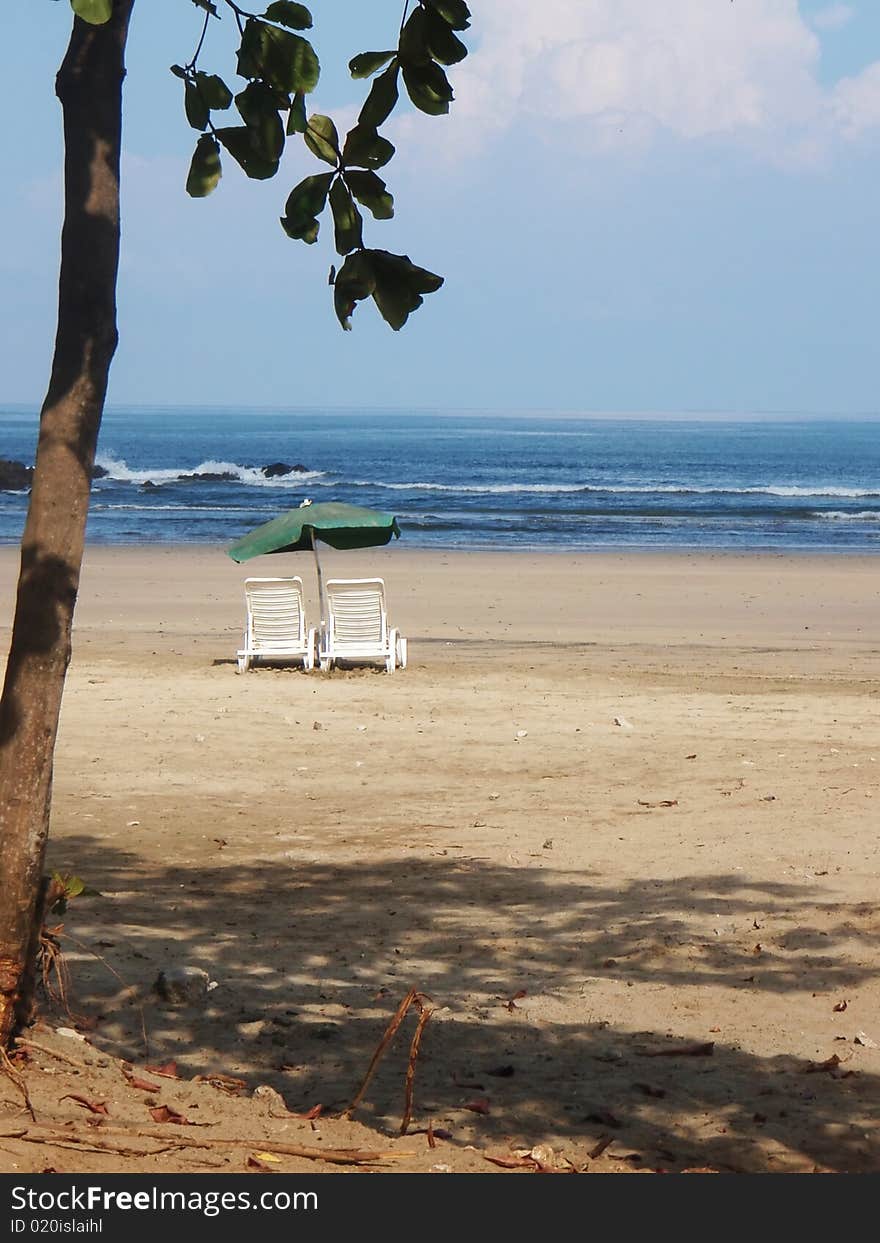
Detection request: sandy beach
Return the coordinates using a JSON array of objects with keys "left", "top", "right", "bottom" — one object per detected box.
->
[{"left": 1, "top": 546, "right": 878, "bottom": 1174}]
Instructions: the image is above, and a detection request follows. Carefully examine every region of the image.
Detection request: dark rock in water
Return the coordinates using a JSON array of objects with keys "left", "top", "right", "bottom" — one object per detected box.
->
[
  {"left": 176, "top": 471, "right": 238, "bottom": 483},
  {"left": 91, "top": 464, "right": 109, "bottom": 480},
  {"left": 141, "top": 480, "right": 157, "bottom": 490},
  {"left": 262, "top": 461, "right": 309, "bottom": 477},
  {"left": 0, "top": 458, "right": 34, "bottom": 491}
]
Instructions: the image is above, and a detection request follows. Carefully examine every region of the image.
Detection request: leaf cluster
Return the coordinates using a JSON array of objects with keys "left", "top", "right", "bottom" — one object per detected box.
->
[{"left": 69, "top": 0, "right": 470, "bottom": 330}]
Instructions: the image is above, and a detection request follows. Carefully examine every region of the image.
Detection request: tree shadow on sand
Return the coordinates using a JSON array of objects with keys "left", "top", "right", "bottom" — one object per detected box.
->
[{"left": 40, "top": 834, "right": 880, "bottom": 1173}]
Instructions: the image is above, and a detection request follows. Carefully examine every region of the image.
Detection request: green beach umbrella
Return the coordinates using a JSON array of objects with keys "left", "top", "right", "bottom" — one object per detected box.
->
[{"left": 227, "top": 499, "right": 401, "bottom": 622}]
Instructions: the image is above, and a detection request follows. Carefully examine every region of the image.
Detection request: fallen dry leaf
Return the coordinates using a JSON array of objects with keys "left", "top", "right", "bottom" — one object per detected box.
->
[
  {"left": 61, "top": 1094, "right": 109, "bottom": 1117},
  {"left": 145, "top": 1060, "right": 180, "bottom": 1080},
  {"left": 149, "top": 1105, "right": 192, "bottom": 1125},
  {"left": 128, "top": 1077, "right": 162, "bottom": 1093},
  {"left": 296, "top": 1104, "right": 323, "bottom": 1120},
  {"left": 463, "top": 1097, "right": 491, "bottom": 1115}
]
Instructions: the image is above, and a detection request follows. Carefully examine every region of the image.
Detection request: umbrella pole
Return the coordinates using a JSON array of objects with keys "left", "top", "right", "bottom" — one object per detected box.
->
[{"left": 310, "top": 528, "right": 327, "bottom": 629}]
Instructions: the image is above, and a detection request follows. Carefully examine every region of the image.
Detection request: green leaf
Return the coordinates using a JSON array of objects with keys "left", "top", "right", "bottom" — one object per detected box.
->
[
  {"left": 263, "top": 1, "right": 312, "bottom": 30},
  {"left": 280, "top": 171, "right": 333, "bottom": 243},
  {"left": 237, "top": 18, "right": 320, "bottom": 95},
  {"left": 186, "top": 134, "right": 222, "bottom": 197},
  {"left": 370, "top": 249, "right": 444, "bottom": 329},
  {"left": 185, "top": 81, "right": 210, "bottom": 132},
  {"left": 191, "top": 0, "right": 219, "bottom": 13},
  {"left": 194, "top": 72, "right": 233, "bottom": 110},
  {"left": 424, "top": 8, "right": 469, "bottom": 65},
  {"left": 399, "top": 9, "right": 431, "bottom": 66},
  {"left": 342, "top": 124, "right": 395, "bottom": 170},
  {"left": 216, "top": 126, "right": 279, "bottom": 179},
  {"left": 359, "top": 63, "right": 400, "bottom": 129},
  {"left": 236, "top": 81, "right": 285, "bottom": 161},
  {"left": 333, "top": 250, "right": 377, "bottom": 330},
  {"left": 349, "top": 50, "right": 397, "bottom": 80},
  {"left": 345, "top": 170, "right": 394, "bottom": 220},
  {"left": 333, "top": 249, "right": 443, "bottom": 330},
  {"left": 287, "top": 91, "right": 307, "bottom": 134},
  {"left": 402, "top": 61, "right": 453, "bottom": 115},
  {"left": 65, "top": 876, "right": 86, "bottom": 899},
  {"left": 304, "top": 114, "right": 340, "bottom": 165},
  {"left": 71, "top": 0, "right": 112, "bottom": 23},
  {"left": 170, "top": 64, "right": 187, "bottom": 80},
  {"left": 424, "top": 0, "right": 471, "bottom": 31},
  {"left": 329, "top": 178, "right": 364, "bottom": 255}
]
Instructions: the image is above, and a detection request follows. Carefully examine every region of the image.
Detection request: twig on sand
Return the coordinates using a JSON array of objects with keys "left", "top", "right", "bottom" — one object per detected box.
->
[
  {"left": 346, "top": 987, "right": 434, "bottom": 1135},
  {"left": 345, "top": 987, "right": 418, "bottom": 1118},
  {"left": 1, "top": 1125, "right": 412, "bottom": 1166},
  {"left": 0, "top": 1046, "right": 35, "bottom": 1121},
  {"left": 14, "top": 1038, "right": 90, "bottom": 1071},
  {"left": 401, "top": 1004, "right": 433, "bottom": 1135}
]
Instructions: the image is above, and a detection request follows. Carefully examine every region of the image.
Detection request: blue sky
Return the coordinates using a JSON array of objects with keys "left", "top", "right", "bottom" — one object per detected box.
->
[{"left": 2, "top": 0, "right": 879, "bottom": 413}]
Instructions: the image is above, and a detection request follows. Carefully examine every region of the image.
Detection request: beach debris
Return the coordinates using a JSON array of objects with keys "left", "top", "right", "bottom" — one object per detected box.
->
[
  {"left": 253, "top": 1085, "right": 291, "bottom": 1116},
  {"left": 613, "top": 716, "right": 633, "bottom": 730},
  {"left": 803, "top": 1053, "right": 853, "bottom": 1074},
  {"left": 149, "top": 1104, "right": 194, "bottom": 1126},
  {"left": 154, "top": 965, "right": 210, "bottom": 1007},
  {"left": 312, "top": 720, "right": 323, "bottom": 731},
  {"left": 126, "top": 819, "right": 140, "bottom": 826},
  {"left": 488, "top": 792, "right": 501, "bottom": 801},
  {"left": 685, "top": 753, "right": 697, "bottom": 760},
  {"left": 346, "top": 988, "right": 434, "bottom": 1137},
  {"left": 194, "top": 1072, "right": 247, "bottom": 1096},
  {"left": 505, "top": 989, "right": 527, "bottom": 1012},
  {"left": 55, "top": 1027, "right": 87, "bottom": 1042},
  {"left": 833, "top": 1000, "right": 848, "bottom": 1012},
  {"left": 589, "top": 1135, "right": 614, "bottom": 1159},
  {"left": 760, "top": 794, "right": 777, "bottom": 802},
  {"left": 542, "top": 838, "right": 554, "bottom": 850},
  {"left": 463, "top": 1097, "right": 491, "bottom": 1115},
  {"left": 144, "top": 1060, "right": 180, "bottom": 1080},
  {"left": 854, "top": 1031, "right": 878, "bottom": 1049},
  {"left": 61, "top": 1094, "right": 109, "bottom": 1117},
  {"left": 637, "top": 799, "right": 678, "bottom": 809},
  {"left": 194, "top": 734, "right": 205, "bottom": 744},
  {"left": 121, "top": 1065, "right": 162, "bottom": 1093},
  {"left": 515, "top": 730, "right": 528, "bottom": 739},
  {"left": 247, "top": 1152, "right": 282, "bottom": 1170}
]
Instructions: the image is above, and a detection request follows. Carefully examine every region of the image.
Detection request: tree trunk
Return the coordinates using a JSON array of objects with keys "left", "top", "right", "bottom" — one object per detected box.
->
[{"left": 0, "top": 0, "right": 134, "bottom": 1046}]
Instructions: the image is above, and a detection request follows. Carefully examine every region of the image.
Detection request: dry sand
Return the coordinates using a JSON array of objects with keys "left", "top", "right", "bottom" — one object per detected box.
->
[{"left": 1, "top": 546, "right": 879, "bottom": 1175}]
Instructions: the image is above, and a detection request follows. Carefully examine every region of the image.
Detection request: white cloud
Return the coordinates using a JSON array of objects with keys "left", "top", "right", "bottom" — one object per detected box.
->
[
  {"left": 811, "top": 4, "right": 855, "bottom": 32},
  {"left": 833, "top": 61, "right": 880, "bottom": 136},
  {"left": 421, "top": 0, "right": 880, "bottom": 161}
]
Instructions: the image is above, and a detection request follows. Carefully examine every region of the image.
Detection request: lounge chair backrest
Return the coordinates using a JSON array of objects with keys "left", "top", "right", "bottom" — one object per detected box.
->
[
  {"left": 325, "top": 578, "right": 387, "bottom": 651},
  {"left": 245, "top": 577, "right": 306, "bottom": 652}
]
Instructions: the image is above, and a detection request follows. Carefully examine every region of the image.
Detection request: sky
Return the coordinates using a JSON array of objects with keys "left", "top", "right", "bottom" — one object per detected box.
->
[{"left": 2, "top": 0, "right": 879, "bottom": 414}]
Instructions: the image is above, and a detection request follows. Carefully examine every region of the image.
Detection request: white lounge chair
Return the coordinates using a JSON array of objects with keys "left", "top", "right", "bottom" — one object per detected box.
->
[
  {"left": 237, "top": 577, "right": 316, "bottom": 673},
  {"left": 317, "top": 578, "right": 407, "bottom": 673}
]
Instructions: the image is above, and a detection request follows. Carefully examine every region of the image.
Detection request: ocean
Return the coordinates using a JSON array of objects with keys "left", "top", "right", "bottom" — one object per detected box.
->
[{"left": 1, "top": 407, "right": 879, "bottom": 552}]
